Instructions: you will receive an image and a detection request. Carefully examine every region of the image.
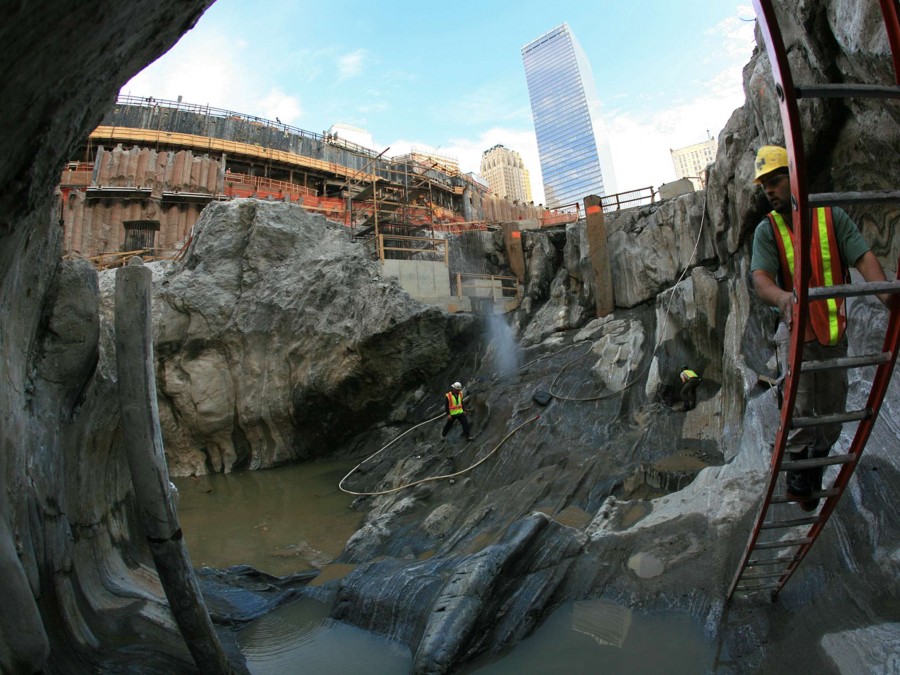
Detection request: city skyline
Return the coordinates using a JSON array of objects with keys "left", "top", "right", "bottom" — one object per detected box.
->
[
  {"left": 480, "top": 144, "right": 532, "bottom": 203},
  {"left": 522, "top": 22, "right": 616, "bottom": 208},
  {"left": 121, "top": 1, "right": 756, "bottom": 206}
]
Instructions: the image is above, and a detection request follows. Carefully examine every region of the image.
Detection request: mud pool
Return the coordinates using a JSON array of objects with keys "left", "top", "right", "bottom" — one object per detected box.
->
[
  {"left": 173, "top": 460, "right": 363, "bottom": 577},
  {"left": 176, "top": 462, "right": 718, "bottom": 673}
]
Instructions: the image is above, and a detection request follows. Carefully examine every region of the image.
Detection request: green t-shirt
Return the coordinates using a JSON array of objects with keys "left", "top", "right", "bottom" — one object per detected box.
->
[{"left": 750, "top": 206, "right": 870, "bottom": 281}]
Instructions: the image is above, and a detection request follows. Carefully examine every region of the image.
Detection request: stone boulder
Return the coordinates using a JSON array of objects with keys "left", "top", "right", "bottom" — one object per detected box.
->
[{"left": 141, "top": 199, "right": 471, "bottom": 474}]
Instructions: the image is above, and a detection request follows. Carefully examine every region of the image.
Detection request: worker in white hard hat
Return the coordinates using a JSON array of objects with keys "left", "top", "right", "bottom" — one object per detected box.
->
[
  {"left": 750, "top": 145, "right": 891, "bottom": 511},
  {"left": 441, "top": 381, "right": 473, "bottom": 442}
]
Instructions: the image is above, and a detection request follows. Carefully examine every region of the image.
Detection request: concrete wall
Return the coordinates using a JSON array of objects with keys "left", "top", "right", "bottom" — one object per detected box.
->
[{"left": 382, "top": 259, "right": 452, "bottom": 298}]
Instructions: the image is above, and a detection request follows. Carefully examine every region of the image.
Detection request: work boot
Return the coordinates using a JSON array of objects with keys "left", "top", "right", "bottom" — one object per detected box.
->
[
  {"left": 785, "top": 469, "right": 812, "bottom": 502},
  {"left": 784, "top": 448, "right": 811, "bottom": 502},
  {"left": 440, "top": 434, "right": 446, "bottom": 443},
  {"left": 799, "top": 467, "right": 824, "bottom": 512}
]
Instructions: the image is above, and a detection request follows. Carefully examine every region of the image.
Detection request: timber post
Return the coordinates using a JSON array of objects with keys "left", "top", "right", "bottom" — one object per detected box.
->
[
  {"left": 114, "top": 257, "right": 236, "bottom": 675},
  {"left": 501, "top": 222, "right": 526, "bottom": 283},
  {"left": 584, "top": 195, "right": 615, "bottom": 317}
]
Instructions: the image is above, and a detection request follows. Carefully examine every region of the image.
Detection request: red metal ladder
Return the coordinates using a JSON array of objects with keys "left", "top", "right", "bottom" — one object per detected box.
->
[{"left": 727, "top": 0, "right": 900, "bottom": 602}]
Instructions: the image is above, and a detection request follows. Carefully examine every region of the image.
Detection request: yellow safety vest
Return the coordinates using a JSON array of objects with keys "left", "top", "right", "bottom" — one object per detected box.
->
[
  {"left": 446, "top": 391, "right": 464, "bottom": 415},
  {"left": 681, "top": 369, "right": 699, "bottom": 383},
  {"left": 768, "top": 208, "right": 847, "bottom": 346}
]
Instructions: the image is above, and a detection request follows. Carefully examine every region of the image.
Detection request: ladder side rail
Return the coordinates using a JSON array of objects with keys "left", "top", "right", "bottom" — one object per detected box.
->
[
  {"left": 767, "top": 264, "right": 900, "bottom": 597},
  {"left": 880, "top": 0, "right": 900, "bottom": 82},
  {"left": 751, "top": 0, "right": 815, "bottom": 406},
  {"left": 729, "top": 0, "right": 812, "bottom": 600},
  {"left": 731, "top": 0, "right": 900, "bottom": 602}
]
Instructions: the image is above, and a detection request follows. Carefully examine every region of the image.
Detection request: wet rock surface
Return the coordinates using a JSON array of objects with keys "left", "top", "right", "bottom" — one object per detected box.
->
[{"left": 103, "top": 200, "right": 473, "bottom": 475}]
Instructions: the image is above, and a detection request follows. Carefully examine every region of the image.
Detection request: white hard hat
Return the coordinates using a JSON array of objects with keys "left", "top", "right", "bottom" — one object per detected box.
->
[{"left": 452, "top": 381, "right": 462, "bottom": 390}]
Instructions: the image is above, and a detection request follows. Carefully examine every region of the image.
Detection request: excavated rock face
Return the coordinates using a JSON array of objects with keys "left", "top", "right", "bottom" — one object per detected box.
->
[
  {"left": 135, "top": 200, "right": 470, "bottom": 475},
  {"left": 0, "top": 2, "right": 214, "bottom": 673},
  {"left": 2, "top": 2, "right": 900, "bottom": 674}
]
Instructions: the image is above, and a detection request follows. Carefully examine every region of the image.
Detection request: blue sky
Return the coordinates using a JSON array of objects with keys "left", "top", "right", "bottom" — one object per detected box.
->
[{"left": 123, "top": 1, "right": 757, "bottom": 205}]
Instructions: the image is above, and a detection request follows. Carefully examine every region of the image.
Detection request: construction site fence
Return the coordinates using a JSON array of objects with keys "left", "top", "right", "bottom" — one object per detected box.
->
[
  {"left": 105, "top": 97, "right": 496, "bottom": 205},
  {"left": 376, "top": 234, "right": 449, "bottom": 265},
  {"left": 111, "top": 95, "right": 383, "bottom": 161}
]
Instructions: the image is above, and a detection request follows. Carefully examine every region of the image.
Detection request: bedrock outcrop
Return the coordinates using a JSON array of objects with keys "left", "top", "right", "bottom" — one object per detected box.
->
[{"left": 99, "top": 200, "right": 472, "bottom": 476}]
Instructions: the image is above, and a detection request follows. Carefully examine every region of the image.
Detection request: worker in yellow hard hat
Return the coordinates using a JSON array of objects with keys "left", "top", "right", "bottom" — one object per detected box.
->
[
  {"left": 752, "top": 145, "right": 790, "bottom": 186},
  {"left": 749, "top": 145, "right": 891, "bottom": 511},
  {"left": 679, "top": 365, "right": 701, "bottom": 411}
]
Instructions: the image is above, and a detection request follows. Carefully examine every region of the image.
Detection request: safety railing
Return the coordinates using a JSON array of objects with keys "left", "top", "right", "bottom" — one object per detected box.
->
[
  {"left": 601, "top": 186, "right": 656, "bottom": 211},
  {"left": 223, "top": 172, "right": 317, "bottom": 199},
  {"left": 432, "top": 221, "right": 490, "bottom": 234},
  {"left": 376, "top": 234, "right": 449, "bottom": 265}
]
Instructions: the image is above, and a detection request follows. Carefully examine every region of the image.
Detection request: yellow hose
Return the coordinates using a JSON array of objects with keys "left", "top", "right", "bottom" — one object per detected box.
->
[{"left": 338, "top": 414, "right": 540, "bottom": 496}]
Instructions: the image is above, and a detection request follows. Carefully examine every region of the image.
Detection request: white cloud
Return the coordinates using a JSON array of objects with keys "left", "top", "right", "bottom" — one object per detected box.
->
[
  {"left": 257, "top": 89, "right": 304, "bottom": 124},
  {"left": 707, "top": 5, "right": 757, "bottom": 61},
  {"left": 338, "top": 49, "right": 367, "bottom": 79},
  {"left": 120, "top": 27, "right": 303, "bottom": 123},
  {"left": 606, "top": 7, "right": 755, "bottom": 192}
]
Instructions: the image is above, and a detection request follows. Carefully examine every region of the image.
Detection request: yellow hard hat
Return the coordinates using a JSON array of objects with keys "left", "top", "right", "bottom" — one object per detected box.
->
[{"left": 753, "top": 145, "right": 789, "bottom": 184}]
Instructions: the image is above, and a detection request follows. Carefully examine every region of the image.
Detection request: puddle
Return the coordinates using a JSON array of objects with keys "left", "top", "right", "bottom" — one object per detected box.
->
[
  {"left": 238, "top": 597, "right": 411, "bottom": 674},
  {"left": 620, "top": 502, "right": 652, "bottom": 529},
  {"left": 172, "top": 460, "right": 362, "bottom": 577},
  {"left": 461, "top": 600, "right": 713, "bottom": 673},
  {"left": 628, "top": 552, "right": 665, "bottom": 578}
]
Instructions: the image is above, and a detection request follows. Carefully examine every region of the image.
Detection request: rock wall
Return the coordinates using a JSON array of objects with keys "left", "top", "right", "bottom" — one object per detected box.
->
[
  {"left": 133, "top": 199, "right": 471, "bottom": 475},
  {"left": 0, "top": 2, "right": 215, "bottom": 673}
]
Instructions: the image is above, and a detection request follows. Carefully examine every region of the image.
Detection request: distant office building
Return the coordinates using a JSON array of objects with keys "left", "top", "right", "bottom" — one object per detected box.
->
[
  {"left": 670, "top": 138, "right": 717, "bottom": 189},
  {"left": 522, "top": 22, "right": 617, "bottom": 209},
  {"left": 480, "top": 144, "right": 533, "bottom": 203}
]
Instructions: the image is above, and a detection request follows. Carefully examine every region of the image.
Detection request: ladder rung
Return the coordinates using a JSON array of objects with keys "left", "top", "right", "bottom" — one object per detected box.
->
[
  {"left": 801, "top": 351, "right": 892, "bottom": 373},
  {"left": 772, "top": 487, "right": 839, "bottom": 503},
  {"left": 808, "top": 191, "right": 900, "bottom": 208},
  {"left": 740, "top": 570, "right": 789, "bottom": 580},
  {"left": 781, "top": 453, "right": 854, "bottom": 471},
  {"left": 792, "top": 409, "right": 871, "bottom": 428},
  {"left": 753, "top": 537, "right": 812, "bottom": 550},
  {"left": 807, "top": 279, "right": 900, "bottom": 299},
  {"left": 747, "top": 556, "right": 800, "bottom": 566},
  {"left": 761, "top": 516, "right": 820, "bottom": 529},
  {"left": 795, "top": 83, "right": 900, "bottom": 99},
  {"left": 735, "top": 583, "right": 780, "bottom": 592}
]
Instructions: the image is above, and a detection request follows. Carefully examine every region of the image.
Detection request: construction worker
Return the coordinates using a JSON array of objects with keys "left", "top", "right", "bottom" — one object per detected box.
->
[
  {"left": 749, "top": 145, "right": 892, "bottom": 510},
  {"left": 441, "top": 381, "right": 473, "bottom": 442},
  {"left": 679, "top": 366, "right": 701, "bottom": 411}
]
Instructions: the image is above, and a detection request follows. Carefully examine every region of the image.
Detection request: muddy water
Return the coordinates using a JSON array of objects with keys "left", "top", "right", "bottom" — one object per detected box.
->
[
  {"left": 461, "top": 600, "right": 715, "bottom": 673},
  {"left": 172, "top": 460, "right": 362, "bottom": 577},
  {"left": 177, "top": 463, "right": 717, "bottom": 673},
  {"left": 239, "top": 596, "right": 716, "bottom": 674},
  {"left": 238, "top": 597, "right": 412, "bottom": 674}
]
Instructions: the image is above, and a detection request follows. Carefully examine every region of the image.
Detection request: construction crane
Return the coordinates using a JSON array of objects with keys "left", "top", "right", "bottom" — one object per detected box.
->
[{"left": 728, "top": 0, "right": 900, "bottom": 601}]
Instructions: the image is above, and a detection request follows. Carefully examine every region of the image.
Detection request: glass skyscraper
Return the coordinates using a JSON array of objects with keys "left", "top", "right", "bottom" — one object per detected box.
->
[{"left": 522, "top": 23, "right": 617, "bottom": 209}]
